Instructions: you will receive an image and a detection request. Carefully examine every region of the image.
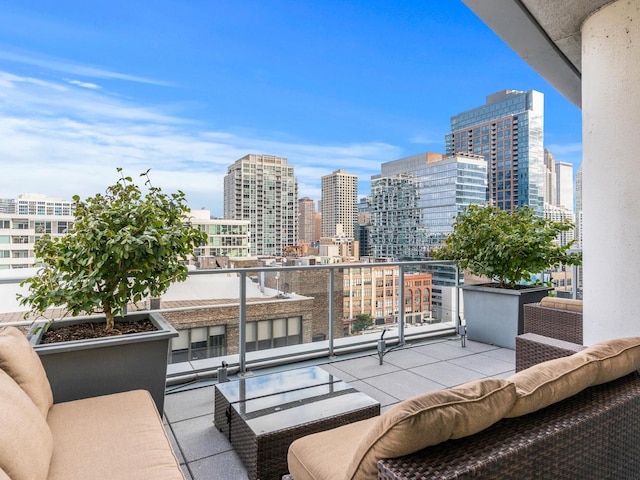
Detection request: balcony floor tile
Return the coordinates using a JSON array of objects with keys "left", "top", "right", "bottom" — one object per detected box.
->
[{"left": 164, "top": 335, "right": 515, "bottom": 480}]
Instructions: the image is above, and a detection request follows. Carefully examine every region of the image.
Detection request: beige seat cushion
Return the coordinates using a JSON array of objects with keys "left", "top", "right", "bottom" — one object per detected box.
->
[
  {"left": 506, "top": 353, "right": 599, "bottom": 417},
  {"left": 47, "top": 389, "right": 184, "bottom": 480},
  {"left": 539, "top": 296, "right": 583, "bottom": 312},
  {"left": 287, "top": 417, "right": 377, "bottom": 480},
  {"left": 576, "top": 337, "right": 640, "bottom": 385},
  {"left": 345, "top": 378, "right": 516, "bottom": 480},
  {"left": 0, "top": 326, "right": 53, "bottom": 418},
  {"left": 0, "top": 369, "right": 53, "bottom": 480}
]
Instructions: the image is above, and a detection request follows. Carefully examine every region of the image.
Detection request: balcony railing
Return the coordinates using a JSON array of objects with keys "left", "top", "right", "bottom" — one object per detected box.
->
[{"left": 0, "top": 258, "right": 582, "bottom": 385}]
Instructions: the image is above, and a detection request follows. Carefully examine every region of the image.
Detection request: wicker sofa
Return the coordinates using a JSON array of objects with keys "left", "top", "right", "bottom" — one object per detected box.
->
[
  {"left": 516, "top": 296, "right": 584, "bottom": 372},
  {"left": 0, "top": 326, "right": 185, "bottom": 480},
  {"left": 286, "top": 336, "right": 640, "bottom": 480}
]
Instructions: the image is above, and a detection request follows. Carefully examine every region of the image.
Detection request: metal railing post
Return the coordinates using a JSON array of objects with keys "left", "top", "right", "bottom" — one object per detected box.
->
[
  {"left": 398, "top": 265, "right": 405, "bottom": 346},
  {"left": 454, "top": 266, "right": 466, "bottom": 347},
  {"left": 328, "top": 267, "right": 335, "bottom": 357},
  {"left": 238, "top": 271, "right": 247, "bottom": 375}
]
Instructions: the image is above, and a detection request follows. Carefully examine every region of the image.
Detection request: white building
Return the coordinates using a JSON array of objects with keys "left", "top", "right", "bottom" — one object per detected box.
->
[
  {"left": 0, "top": 194, "right": 75, "bottom": 270},
  {"left": 555, "top": 161, "right": 574, "bottom": 212},
  {"left": 321, "top": 169, "right": 358, "bottom": 239},
  {"left": 544, "top": 204, "right": 575, "bottom": 247},
  {"left": 223, "top": 154, "right": 298, "bottom": 257},
  {"left": 188, "top": 210, "right": 251, "bottom": 268}
]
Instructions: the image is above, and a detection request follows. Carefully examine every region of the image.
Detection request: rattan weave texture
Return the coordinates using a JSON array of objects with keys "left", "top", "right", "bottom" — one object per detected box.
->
[
  {"left": 523, "top": 303, "right": 583, "bottom": 344},
  {"left": 515, "top": 332, "right": 586, "bottom": 372},
  {"left": 377, "top": 371, "right": 640, "bottom": 480}
]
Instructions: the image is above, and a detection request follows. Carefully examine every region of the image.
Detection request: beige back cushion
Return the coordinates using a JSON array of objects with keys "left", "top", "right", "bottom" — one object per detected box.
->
[
  {"left": 345, "top": 378, "right": 516, "bottom": 480},
  {"left": 539, "top": 296, "right": 583, "bottom": 312},
  {"left": 0, "top": 369, "right": 53, "bottom": 480},
  {"left": 506, "top": 353, "right": 599, "bottom": 417},
  {"left": 0, "top": 326, "right": 53, "bottom": 418},
  {"left": 576, "top": 337, "right": 640, "bottom": 385}
]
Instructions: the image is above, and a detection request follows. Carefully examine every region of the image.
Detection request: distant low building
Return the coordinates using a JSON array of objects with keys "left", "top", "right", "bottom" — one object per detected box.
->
[
  {"left": 0, "top": 194, "right": 75, "bottom": 270},
  {"left": 188, "top": 209, "right": 251, "bottom": 268}
]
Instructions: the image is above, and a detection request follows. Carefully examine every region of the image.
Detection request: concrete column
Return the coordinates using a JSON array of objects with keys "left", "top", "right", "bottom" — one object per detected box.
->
[{"left": 582, "top": 0, "right": 640, "bottom": 344}]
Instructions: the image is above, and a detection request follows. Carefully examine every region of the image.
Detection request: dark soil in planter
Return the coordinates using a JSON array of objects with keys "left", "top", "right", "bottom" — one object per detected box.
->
[
  {"left": 41, "top": 318, "right": 157, "bottom": 343},
  {"left": 474, "top": 282, "right": 544, "bottom": 290}
]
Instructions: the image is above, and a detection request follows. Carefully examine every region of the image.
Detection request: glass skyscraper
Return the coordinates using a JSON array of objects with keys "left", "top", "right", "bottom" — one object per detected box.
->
[
  {"left": 370, "top": 152, "right": 487, "bottom": 259},
  {"left": 445, "top": 90, "right": 545, "bottom": 216}
]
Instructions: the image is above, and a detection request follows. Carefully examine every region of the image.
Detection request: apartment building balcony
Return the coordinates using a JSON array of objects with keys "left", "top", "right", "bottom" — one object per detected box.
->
[{"left": 2, "top": 260, "right": 586, "bottom": 479}]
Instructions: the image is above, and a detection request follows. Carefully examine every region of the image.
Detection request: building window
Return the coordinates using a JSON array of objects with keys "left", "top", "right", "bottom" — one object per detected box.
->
[
  {"left": 246, "top": 317, "right": 302, "bottom": 352},
  {"left": 12, "top": 220, "right": 28, "bottom": 230},
  {"left": 169, "top": 325, "right": 226, "bottom": 363},
  {"left": 34, "top": 221, "right": 52, "bottom": 234}
]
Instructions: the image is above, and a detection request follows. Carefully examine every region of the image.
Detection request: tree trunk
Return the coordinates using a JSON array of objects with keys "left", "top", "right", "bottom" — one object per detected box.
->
[{"left": 104, "top": 305, "right": 115, "bottom": 332}]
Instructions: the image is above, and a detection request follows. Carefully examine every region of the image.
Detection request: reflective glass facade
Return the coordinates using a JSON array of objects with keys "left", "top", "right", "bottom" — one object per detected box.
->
[
  {"left": 445, "top": 90, "right": 545, "bottom": 216},
  {"left": 370, "top": 153, "right": 487, "bottom": 259}
]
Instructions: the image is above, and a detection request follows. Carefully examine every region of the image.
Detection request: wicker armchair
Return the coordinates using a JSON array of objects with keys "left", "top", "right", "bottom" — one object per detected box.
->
[{"left": 516, "top": 297, "right": 584, "bottom": 372}]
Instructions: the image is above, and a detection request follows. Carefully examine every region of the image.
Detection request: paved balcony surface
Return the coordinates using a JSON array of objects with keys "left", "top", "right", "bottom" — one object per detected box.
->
[{"left": 163, "top": 335, "right": 515, "bottom": 480}]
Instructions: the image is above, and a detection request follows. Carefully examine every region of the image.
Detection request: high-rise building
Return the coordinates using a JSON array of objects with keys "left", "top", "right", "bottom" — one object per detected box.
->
[
  {"left": 370, "top": 173, "right": 424, "bottom": 259},
  {"left": 543, "top": 149, "right": 557, "bottom": 206},
  {"left": 0, "top": 194, "right": 75, "bottom": 269},
  {"left": 555, "top": 161, "right": 574, "bottom": 212},
  {"left": 371, "top": 152, "right": 487, "bottom": 258},
  {"left": 298, "top": 197, "right": 316, "bottom": 244},
  {"left": 445, "top": 89, "right": 545, "bottom": 216},
  {"left": 223, "top": 154, "right": 298, "bottom": 256},
  {"left": 321, "top": 169, "right": 358, "bottom": 239},
  {"left": 356, "top": 196, "right": 372, "bottom": 258}
]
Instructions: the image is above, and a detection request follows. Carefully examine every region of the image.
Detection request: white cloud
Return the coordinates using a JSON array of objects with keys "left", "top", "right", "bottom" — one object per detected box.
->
[
  {"left": 0, "top": 49, "right": 173, "bottom": 86},
  {"left": 546, "top": 142, "right": 583, "bottom": 168},
  {"left": 546, "top": 142, "right": 582, "bottom": 156},
  {"left": 68, "top": 79, "right": 101, "bottom": 89},
  {"left": 0, "top": 71, "right": 396, "bottom": 216}
]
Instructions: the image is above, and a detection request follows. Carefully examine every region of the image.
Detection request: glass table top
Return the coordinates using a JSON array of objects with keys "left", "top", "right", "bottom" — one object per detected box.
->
[{"left": 216, "top": 365, "right": 380, "bottom": 435}]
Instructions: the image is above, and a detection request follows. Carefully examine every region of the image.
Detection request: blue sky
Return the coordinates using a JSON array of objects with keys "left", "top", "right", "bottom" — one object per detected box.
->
[{"left": 0, "top": 0, "right": 582, "bottom": 217}]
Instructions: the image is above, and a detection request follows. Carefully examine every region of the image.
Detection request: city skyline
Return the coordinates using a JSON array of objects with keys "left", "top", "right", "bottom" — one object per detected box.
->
[{"left": 0, "top": 1, "right": 582, "bottom": 216}]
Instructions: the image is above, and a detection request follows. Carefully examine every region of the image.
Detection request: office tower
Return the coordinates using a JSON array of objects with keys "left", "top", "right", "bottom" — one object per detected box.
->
[
  {"left": 0, "top": 194, "right": 75, "bottom": 269},
  {"left": 356, "top": 196, "right": 372, "bottom": 257},
  {"left": 543, "top": 149, "right": 557, "bottom": 206},
  {"left": 445, "top": 89, "right": 545, "bottom": 216},
  {"left": 321, "top": 169, "right": 358, "bottom": 239},
  {"left": 223, "top": 154, "right": 298, "bottom": 256},
  {"left": 371, "top": 152, "right": 487, "bottom": 259},
  {"left": 298, "top": 197, "right": 316, "bottom": 243},
  {"left": 555, "top": 161, "right": 574, "bottom": 212}
]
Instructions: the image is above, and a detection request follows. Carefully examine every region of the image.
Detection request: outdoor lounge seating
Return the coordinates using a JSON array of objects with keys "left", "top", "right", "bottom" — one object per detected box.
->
[
  {"left": 0, "top": 326, "right": 185, "bottom": 480},
  {"left": 516, "top": 297, "right": 584, "bottom": 371},
  {"left": 285, "top": 336, "right": 640, "bottom": 480}
]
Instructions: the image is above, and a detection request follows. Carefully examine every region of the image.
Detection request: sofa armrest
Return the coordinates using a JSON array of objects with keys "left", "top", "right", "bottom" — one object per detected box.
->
[
  {"left": 515, "top": 332, "right": 586, "bottom": 372},
  {"left": 523, "top": 303, "right": 583, "bottom": 344}
]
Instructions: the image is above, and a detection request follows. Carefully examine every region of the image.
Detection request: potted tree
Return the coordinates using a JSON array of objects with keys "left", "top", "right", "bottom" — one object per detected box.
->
[
  {"left": 18, "top": 168, "right": 207, "bottom": 412},
  {"left": 433, "top": 205, "right": 582, "bottom": 348}
]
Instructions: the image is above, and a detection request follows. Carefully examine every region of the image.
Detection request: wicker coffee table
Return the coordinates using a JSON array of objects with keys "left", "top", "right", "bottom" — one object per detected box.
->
[{"left": 214, "top": 365, "right": 380, "bottom": 480}]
